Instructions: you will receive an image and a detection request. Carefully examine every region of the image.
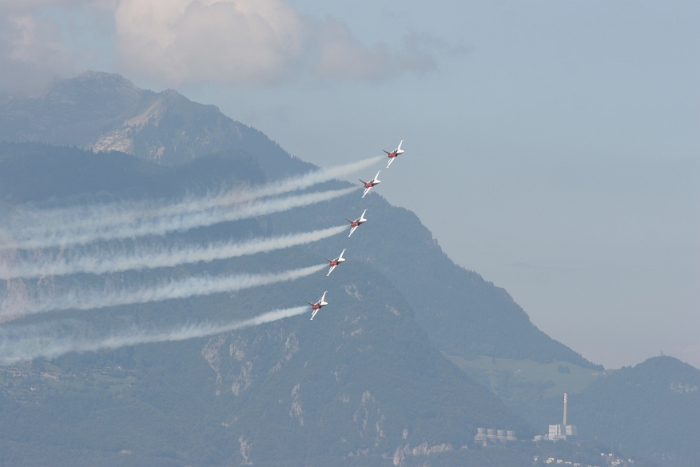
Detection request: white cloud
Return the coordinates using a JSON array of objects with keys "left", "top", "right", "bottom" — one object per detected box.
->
[
  {"left": 114, "top": 0, "right": 436, "bottom": 86},
  {"left": 0, "top": 0, "right": 441, "bottom": 91},
  {"left": 0, "top": 0, "right": 115, "bottom": 93},
  {"left": 115, "top": 0, "right": 306, "bottom": 86},
  {"left": 313, "top": 18, "right": 436, "bottom": 82},
  {"left": 0, "top": 13, "right": 76, "bottom": 93}
]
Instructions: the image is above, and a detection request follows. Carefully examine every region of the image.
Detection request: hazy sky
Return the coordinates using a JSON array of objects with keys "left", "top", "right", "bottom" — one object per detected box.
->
[{"left": 1, "top": 0, "right": 698, "bottom": 369}]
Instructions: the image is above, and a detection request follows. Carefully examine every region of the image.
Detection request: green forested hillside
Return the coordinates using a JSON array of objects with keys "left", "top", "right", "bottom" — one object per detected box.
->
[
  {"left": 569, "top": 357, "right": 700, "bottom": 466},
  {"left": 269, "top": 188, "right": 602, "bottom": 369},
  {"left": 0, "top": 143, "right": 535, "bottom": 466}
]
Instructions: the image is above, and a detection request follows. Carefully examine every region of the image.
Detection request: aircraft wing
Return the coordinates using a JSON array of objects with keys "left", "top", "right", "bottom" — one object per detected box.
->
[
  {"left": 310, "top": 308, "right": 319, "bottom": 320},
  {"left": 362, "top": 187, "right": 371, "bottom": 198},
  {"left": 386, "top": 157, "right": 395, "bottom": 168},
  {"left": 327, "top": 265, "right": 336, "bottom": 276},
  {"left": 348, "top": 225, "right": 357, "bottom": 237}
]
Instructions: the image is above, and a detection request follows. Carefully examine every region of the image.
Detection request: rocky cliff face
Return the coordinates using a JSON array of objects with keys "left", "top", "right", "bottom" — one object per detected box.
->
[{"left": 189, "top": 261, "right": 533, "bottom": 466}]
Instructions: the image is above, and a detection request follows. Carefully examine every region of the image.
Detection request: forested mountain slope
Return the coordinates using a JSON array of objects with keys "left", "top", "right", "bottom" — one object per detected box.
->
[
  {"left": 0, "top": 144, "right": 534, "bottom": 466},
  {"left": 0, "top": 72, "right": 600, "bottom": 369}
]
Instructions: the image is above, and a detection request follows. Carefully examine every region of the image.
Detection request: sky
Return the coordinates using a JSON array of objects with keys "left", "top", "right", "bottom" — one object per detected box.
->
[{"left": 1, "top": 0, "right": 698, "bottom": 369}]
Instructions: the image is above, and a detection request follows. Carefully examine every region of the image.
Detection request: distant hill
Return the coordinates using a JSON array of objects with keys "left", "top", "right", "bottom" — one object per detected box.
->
[
  {"left": 569, "top": 357, "right": 700, "bottom": 467},
  {"left": 0, "top": 72, "right": 602, "bottom": 370},
  {"left": 516, "top": 356, "right": 699, "bottom": 467}
]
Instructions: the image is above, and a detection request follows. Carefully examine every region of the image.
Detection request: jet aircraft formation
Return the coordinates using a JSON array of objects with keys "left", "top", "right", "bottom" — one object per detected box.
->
[{"left": 307, "top": 141, "right": 405, "bottom": 320}]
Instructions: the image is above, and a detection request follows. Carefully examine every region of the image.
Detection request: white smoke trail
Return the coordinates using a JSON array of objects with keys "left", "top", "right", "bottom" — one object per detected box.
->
[
  {"left": 3, "top": 186, "right": 357, "bottom": 250},
  {"left": 249, "top": 155, "right": 382, "bottom": 199},
  {"left": 2, "top": 225, "right": 347, "bottom": 279},
  {"left": 12, "top": 264, "right": 325, "bottom": 317},
  {"left": 1, "top": 156, "right": 381, "bottom": 249},
  {"left": 0, "top": 306, "right": 309, "bottom": 363}
]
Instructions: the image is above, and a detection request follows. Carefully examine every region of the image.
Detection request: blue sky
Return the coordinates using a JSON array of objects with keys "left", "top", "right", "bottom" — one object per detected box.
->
[{"left": 1, "top": 0, "right": 698, "bottom": 368}]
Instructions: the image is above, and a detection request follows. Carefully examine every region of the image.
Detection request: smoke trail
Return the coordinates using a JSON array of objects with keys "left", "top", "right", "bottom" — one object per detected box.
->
[
  {"left": 3, "top": 186, "right": 357, "bottom": 250},
  {"left": 0, "top": 306, "right": 309, "bottom": 363},
  {"left": 250, "top": 155, "right": 383, "bottom": 199},
  {"left": 1, "top": 156, "right": 381, "bottom": 249},
  {"left": 2, "top": 225, "right": 347, "bottom": 279},
  {"left": 11, "top": 264, "right": 325, "bottom": 317}
]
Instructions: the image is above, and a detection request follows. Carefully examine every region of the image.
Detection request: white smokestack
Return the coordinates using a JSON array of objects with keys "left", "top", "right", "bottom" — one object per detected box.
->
[{"left": 563, "top": 392, "right": 568, "bottom": 426}]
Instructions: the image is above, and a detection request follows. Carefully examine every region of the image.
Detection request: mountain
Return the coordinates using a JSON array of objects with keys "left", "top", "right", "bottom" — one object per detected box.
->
[
  {"left": 0, "top": 72, "right": 698, "bottom": 466},
  {"left": 0, "top": 71, "right": 313, "bottom": 180},
  {"left": 0, "top": 143, "right": 535, "bottom": 466},
  {"left": 0, "top": 71, "right": 600, "bottom": 370},
  {"left": 2, "top": 72, "right": 685, "bottom": 465}
]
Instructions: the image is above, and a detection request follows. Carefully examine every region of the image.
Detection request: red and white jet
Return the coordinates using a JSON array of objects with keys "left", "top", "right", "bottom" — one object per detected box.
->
[
  {"left": 346, "top": 209, "right": 368, "bottom": 237},
  {"left": 360, "top": 171, "right": 381, "bottom": 198},
  {"left": 325, "top": 249, "right": 346, "bottom": 276},
  {"left": 308, "top": 291, "right": 328, "bottom": 320},
  {"left": 384, "top": 140, "right": 404, "bottom": 168}
]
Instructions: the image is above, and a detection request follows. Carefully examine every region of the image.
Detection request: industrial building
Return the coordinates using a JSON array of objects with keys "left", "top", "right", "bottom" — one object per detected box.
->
[{"left": 534, "top": 393, "right": 578, "bottom": 441}]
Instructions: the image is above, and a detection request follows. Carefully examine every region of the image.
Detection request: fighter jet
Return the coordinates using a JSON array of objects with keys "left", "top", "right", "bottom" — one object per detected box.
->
[
  {"left": 308, "top": 291, "right": 328, "bottom": 320},
  {"left": 360, "top": 171, "right": 381, "bottom": 198},
  {"left": 325, "top": 249, "right": 346, "bottom": 276},
  {"left": 346, "top": 209, "right": 368, "bottom": 237},
  {"left": 384, "top": 140, "right": 404, "bottom": 168}
]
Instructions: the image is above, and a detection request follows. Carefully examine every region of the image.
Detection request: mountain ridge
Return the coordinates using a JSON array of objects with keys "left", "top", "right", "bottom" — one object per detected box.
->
[{"left": 0, "top": 72, "right": 602, "bottom": 371}]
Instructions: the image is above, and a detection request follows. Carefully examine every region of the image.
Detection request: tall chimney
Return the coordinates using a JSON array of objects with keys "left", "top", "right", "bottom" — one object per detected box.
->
[{"left": 563, "top": 393, "right": 568, "bottom": 426}]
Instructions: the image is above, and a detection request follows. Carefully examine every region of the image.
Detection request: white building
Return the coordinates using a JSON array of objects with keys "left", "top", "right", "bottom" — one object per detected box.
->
[{"left": 536, "top": 393, "right": 578, "bottom": 441}]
